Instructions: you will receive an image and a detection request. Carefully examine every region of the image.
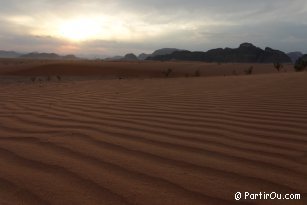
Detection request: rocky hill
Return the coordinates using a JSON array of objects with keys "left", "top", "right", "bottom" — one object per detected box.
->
[
  {"left": 287, "top": 52, "right": 303, "bottom": 63},
  {"left": 294, "top": 54, "right": 307, "bottom": 71},
  {"left": 123, "top": 53, "right": 138, "bottom": 61},
  {"left": 147, "top": 43, "right": 291, "bottom": 63},
  {"left": 139, "top": 48, "right": 181, "bottom": 60},
  {"left": 20, "top": 52, "right": 78, "bottom": 60},
  {"left": 0, "top": 50, "right": 21, "bottom": 58}
]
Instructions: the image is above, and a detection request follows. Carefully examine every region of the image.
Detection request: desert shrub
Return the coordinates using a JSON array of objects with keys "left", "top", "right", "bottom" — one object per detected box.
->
[
  {"left": 163, "top": 68, "right": 172, "bottom": 77},
  {"left": 244, "top": 66, "right": 254, "bottom": 75},
  {"left": 31, "top": 77, "right": 36, "bottom": 82},
  {"left": 273, "top": 62, "right": 283, "bottom": 72},
  {"left": 232, "top": 70, "right": 237, "bottom": 75},
  {"left": 57, "top": 75, "right": 61, "bottom": 81},
  {"left": 294, "top": 55, "right": 307, "bottom": 72},
  {"left": 194, "top": 69, "right": 200, "bottom": 77}
]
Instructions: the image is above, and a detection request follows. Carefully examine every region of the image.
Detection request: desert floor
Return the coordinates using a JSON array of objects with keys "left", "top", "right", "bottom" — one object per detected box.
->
[
  {"left": 0, "top": 61, "right": 306, "bottom": 205},
  {"left": 0, "top": 59, "right": 295, "bottom": 78}
]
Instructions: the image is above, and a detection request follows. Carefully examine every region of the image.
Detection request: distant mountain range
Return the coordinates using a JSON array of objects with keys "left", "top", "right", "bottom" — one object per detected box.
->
[
  {"left": 1, "top": 45, "right": 304, "bottom": 64},
  {"left": 138, "top": 48, "right": 181, "bottom": 60},
  {"left": 0, "top": 50, "right": 21, "bottom": 58},
  {"left": 20, "top": 52, "right": 78, "bottom": 60},
  {"left": 147, "top": 43, "right": 292, "bottom": 63},
  {"left": 0, "top": 51, "right": 78, "bottom": 60},
  {"left": 105, "top": 48, "right": 181, "bottom": 61}
]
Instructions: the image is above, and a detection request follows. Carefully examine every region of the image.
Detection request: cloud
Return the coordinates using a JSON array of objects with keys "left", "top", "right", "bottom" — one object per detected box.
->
[{"left": 0, "top": 0, "right": 307, "bottom": 56}]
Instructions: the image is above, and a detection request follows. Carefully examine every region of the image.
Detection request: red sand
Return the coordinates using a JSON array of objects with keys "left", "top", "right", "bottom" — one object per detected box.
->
[
  {"left": 0, "top": 59, "right": 294, "bottom": 78},
  {"left": 0, "top": 60, "right": 306, "bottom": 205}
]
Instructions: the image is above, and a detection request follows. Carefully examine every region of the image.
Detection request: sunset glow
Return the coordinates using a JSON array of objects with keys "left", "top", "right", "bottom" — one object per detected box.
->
[
  {"left": 58, "top": 18, "right": 102, "bottom": 41},
  {"left": 0, "top": 0, "right": 306, "bottom": 56}
]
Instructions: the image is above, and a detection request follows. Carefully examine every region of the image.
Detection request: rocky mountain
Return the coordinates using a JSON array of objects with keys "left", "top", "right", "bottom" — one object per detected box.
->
[
  {"left": 123, "top": 53, "right": 138, "bottom": 61},
  {"left": 287, "top": 52, "right": 303, "bottom": 63},
  {"left": 0, "top": 50, "right": 21, "bottom": 58},
  {"left": 259, "top": 47, "right": 291, "bottom": 63},
  {"left": 294, "top": 54, "right": 307, "bottom": 71},
  {"left": 139, "top": 48, "right": 181, "bottom": 60},
  {"left": 147, "top": 43, "right": 291, "bottom": 63},
  {"left": 21, "top": 52, "right": 60, "bottom": 59},
  {"left": 104, "top": 56, "right": 124, "bottom": 61},
  {"left": 138, "top": 53, "right": 151, "bottom": 60},
  {"left": 20, "top": 52, "right": 78, "bottom": 60},
  {"left": 105, "top": 53, "right": 138, "bottom": 61},
  {"left": 62, "top": 54, "right": 78, "bottom": 60},
  {"left": 151, "top": 48, "right": 181, "bottom": 57}
]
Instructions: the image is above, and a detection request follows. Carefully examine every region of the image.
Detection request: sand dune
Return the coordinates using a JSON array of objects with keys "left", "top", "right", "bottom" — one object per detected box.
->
[{"left": 0, "top": 69, "right": 307, "bottom": 204}]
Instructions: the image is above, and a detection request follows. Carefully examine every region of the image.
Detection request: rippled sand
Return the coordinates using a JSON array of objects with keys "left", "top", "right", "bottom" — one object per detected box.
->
[{"left": 0, "top": 61, "right": 306, "bottom": 204}]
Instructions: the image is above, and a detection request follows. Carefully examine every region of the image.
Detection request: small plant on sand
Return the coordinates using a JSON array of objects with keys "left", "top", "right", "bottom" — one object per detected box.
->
[
  {"left": 194, "top": 69, "right": 201, "bottom": 77},
  {"left": 57, "top": 75, "right": 61, "bottom": 81},
  {"left": 273, "top": 62, "right": 283, "bottom": 72},
  {"left": 37, "top": 78, "right": 43, "bottom": 87},
  {"left": 294, "top": 55, "right": 307, "bottom": 72},
  {"left": 232, "top": 70, "right": 237, "bottom": 76},
  {"left": 244, "top": 66, "right": 254, "bottom": 75},
  {"left": 163, "top": 68, "right": 172, "bottom": 77},
  {"left": 31, "top": 77, "right": 36, "bottom": 82}
]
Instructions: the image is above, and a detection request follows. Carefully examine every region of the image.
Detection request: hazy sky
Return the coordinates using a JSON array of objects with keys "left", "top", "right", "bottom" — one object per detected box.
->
[{"left": 1, "top": 0, "right": 307, "bottom": 57}]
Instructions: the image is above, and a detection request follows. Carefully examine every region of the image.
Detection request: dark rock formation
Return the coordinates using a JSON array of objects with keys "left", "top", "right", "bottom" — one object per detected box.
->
[
  {"left": 138, "top": 53, "right": 151, "bottom": 60},
  {"left": 151, "top": 48, "right": 181, "bottom": 57},
  {"left": 104, "top": 56, "right": 124, "bottom": 61},
  {"left": 287, "top": 52, "right": 303, "bottom": 63},
  {"left": 259, "top": 47, "right": 290, "bottom": 63},
  {"left": 21, "top": 52, "right": 60, "bottom": 59},
  {"left": 20, "top": 52, "right": 78, "bottom": 60},
  {"left": 147, "top": 43, "right": 291, "bottom": 63},
  {"left": 123, "top": 53, "right": 138, "bottom": 61},
  {"left": 294, "top": 54, "right": 307, "bottom": 72},
  {"left": 0, "top": 50, "right": 21, "bottom": 58},
  {"left": 139, "top": 48, "right": 181, "bottom": 60},
  {"left": 62, "top": 54, "right": 78, "bottom": 60}
]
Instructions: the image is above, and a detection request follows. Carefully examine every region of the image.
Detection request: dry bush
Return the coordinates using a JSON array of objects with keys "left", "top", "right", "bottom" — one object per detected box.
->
[
  {"left": 244, "top": 66, "right": 254, "bottom": 75},
  {"left": 162, "top": 68, "right": 172, "bottom": 77}
]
